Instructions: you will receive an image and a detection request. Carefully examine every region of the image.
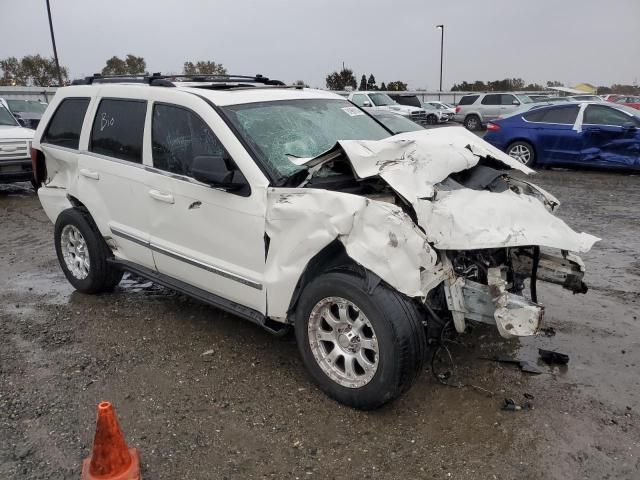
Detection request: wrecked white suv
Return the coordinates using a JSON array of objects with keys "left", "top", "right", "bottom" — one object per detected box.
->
[{"left": 32, "top": 74, "right": 598, "bottom": 409}]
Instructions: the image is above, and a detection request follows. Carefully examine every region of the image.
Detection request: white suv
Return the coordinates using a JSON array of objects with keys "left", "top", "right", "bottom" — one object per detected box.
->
[{"left": 33, "top": 73, "right": 598, "bottom": 409}]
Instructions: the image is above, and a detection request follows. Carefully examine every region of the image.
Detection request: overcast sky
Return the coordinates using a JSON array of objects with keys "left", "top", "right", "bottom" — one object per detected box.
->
[{"left": 1, "top": 0, "right": 638, "bottom": 89}]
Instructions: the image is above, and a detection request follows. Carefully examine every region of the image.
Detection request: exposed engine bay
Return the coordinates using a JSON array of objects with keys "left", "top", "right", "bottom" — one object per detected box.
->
[{"left": 265, "top": 127, "right": 599, "bottom": 338}]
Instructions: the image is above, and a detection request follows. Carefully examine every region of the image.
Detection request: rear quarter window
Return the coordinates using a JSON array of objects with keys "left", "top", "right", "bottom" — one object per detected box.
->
[
  {"left": 90, "top": 99, "right": 147, "bottom": 163},
  {"left": 457, "top": 95, "right": 479, "bottom": 106},
  {"left": 41, "top": 98, "right": 90, "bottom": 149}
]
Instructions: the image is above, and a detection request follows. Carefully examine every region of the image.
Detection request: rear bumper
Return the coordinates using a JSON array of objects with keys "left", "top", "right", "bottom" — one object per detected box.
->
[{"left": 0, "top": 159, "right": 32, "bottom": 184}]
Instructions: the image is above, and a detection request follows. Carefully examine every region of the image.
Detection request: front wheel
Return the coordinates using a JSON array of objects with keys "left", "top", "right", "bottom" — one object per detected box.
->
[
  {"left": 507, "top": 141, "right": 536, "bottom": 167},
  {"left": 295, "top": 271, "right": 427, "bottom": 409},
  {"left": 427, "top": 114, "right": 438, "bottom": 125}
]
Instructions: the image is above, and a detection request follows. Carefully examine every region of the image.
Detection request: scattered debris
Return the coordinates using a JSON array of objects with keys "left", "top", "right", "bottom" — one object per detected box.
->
[
  {"left": 540, "top": 326, "right": 556, "bottom": 337},
  {"left": 523, "top": 392, "right": 535, "bottom": 400},
  {"left": 501, "top": 398, "right": 533, "bottom": 412},
  {"left": 538, "top": 348, "right": 570, "bottom": 365},
  {"left": 201, "top": 349, "right": 215, "bottom": 356},
  {"left": 482, "top": 356, "right": 543, "bottom": 374}
]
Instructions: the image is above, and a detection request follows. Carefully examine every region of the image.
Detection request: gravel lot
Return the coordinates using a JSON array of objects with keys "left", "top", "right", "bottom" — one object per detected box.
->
[{"left": 1, "top": 167, "right": 639, "bottom": 480}]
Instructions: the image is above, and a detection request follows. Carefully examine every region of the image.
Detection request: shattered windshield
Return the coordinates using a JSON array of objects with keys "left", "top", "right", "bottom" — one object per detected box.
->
[
  {"left": 369, "top": 93, "right": 396, "bottom": 106},
  {"left": 222, "top": 99, "right": 390, "bottom": 180},
  {"left": 0, "top": 106, "right": 18, "bottom": 126}
]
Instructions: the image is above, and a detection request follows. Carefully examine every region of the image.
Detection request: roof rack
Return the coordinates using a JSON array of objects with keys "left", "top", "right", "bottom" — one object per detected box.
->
[{"left": 71, "top": 72, "right": 286, "bottom": 87}]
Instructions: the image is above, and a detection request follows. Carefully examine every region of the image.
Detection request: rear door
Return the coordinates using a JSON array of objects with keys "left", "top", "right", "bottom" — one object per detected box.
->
[
  {"left": 76, "top": 94, "right": 156, "bottom": 269},
  {"left": 523, "top": 105, "right": 582, "bottom": 164},
  {"left": 480, "top": 94, "right": 502, "bottom": 121},
  {"left": 579, "top": 104, "right": 640, "bottom": 168}
]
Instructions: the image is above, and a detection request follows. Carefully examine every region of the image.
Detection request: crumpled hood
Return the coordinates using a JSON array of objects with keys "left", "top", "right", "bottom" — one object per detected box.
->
[{"left": 299, "top": 127, "right": 599, "bottom": 253}]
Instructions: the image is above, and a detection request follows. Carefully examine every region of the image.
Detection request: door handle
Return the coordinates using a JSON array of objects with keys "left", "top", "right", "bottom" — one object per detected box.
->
[
  {"left": 79, "top": 168, "right": 100, "bottom": 180},
  {"left": 148, "top": 189, "right": 175, "bottom": 204}
]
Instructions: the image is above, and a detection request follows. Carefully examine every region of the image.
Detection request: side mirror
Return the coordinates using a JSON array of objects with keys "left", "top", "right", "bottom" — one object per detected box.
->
[
  {"left": 362, "top": 101, "right": 372, "bottom": 107},
  {"left": 191, "top": 155, "right": 248, "bottom": 193},
  {"left": 512, "top": 100, "right": 520, "bottom": 105}
]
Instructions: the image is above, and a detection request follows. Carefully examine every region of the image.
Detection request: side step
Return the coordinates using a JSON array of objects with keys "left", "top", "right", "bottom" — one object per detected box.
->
[{"left": 107, "top": 259, "right": 290, "bottom": 335}]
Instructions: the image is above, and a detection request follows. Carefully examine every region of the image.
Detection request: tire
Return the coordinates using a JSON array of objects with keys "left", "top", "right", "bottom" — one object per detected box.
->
[
  {"left": 464, "top": 114, "right": 481, "bottom": 131},
  {"left": 295, "top": 271, "right": 427, "bottom": 409},
  {"left": 427, "top": 114, "right": 438, "bottom": 125},
  {"left": 506, "top": 141, "right": 536, "bottom": 167},
  {"left": 30, "top": 178, "right": 39, "bottom": 191},
  {"left": 54, "top": 208, "right": 123, "bottom": 294}
]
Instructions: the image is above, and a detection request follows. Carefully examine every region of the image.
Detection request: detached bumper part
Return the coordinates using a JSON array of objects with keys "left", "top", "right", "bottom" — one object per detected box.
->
[{"left": 444, "top": 267, "right": 543, "bottom": 339}]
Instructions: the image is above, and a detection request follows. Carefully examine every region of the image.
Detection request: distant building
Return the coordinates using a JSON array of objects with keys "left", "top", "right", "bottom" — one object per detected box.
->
[{"left": 572, "top": 83, "right": 597, "bottom": 94}]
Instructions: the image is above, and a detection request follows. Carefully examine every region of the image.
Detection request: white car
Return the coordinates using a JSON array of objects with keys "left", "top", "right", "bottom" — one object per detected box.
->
[
  {"left": 348, "top": 91, "right": 429, "bottom": 125},
  {"left": 0, "top": 103, "right": 35, "bottom": 185},
  {"left": 33, "top": 73, "right": 598, "bottom": 409},
  {"left": 423, "top": 101, "right": 456, "bottom": 122}
]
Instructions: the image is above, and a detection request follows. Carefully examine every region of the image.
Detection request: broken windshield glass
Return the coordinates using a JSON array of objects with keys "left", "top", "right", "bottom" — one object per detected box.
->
[{"left": 221, "top": 99, "right": 390, "bottom": 180}]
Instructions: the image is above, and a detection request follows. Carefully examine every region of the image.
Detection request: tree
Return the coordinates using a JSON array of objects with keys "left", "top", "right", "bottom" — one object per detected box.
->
[
  {"left": 387, "top": 81, "right": 407, "bottom": 91},
  {"left": 325, "top": 68, "right": 357, "bottom": 90},
  {"left": 367, "top": 74, "right": 377, "bottom": 91},
  {"left": 0, "top": 55, "right": 68, "bottom": 86},
  {"left": 380, "top": 81, "right": 387, "bottom": 91},
  {"left": 546, "top": 80, "right": 563, "bottom": 87},
  {"left": 359, "top": 74, "right": 367, "bottom": 91},
  {"left": 293, "top": 80, "right": 309, "bottom": 88},
  {"left": 611, "top": 84, "right": 639, "bottom": 95},
  {"left": 183, "top": 60, "right": 227, "bottom": 75},
  {"left": 101, "top": 54, "right": 147, "bottom": 75}
]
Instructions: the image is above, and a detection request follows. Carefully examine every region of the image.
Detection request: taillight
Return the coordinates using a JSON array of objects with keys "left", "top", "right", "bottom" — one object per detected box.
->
[
  {"left": 486, "top": 122, "right": 501, "bottom": 132},
  {"left": 455, "top": 106, "right": 461, "bottom": 113},
  {"left": 31, "top": 146, "right": 46, "bottom": 186}
]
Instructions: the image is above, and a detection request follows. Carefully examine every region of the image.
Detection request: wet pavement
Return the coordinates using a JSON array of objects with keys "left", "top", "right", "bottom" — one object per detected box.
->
[{"left": 0, "top": 169, "right": 639, "bottom": 479}]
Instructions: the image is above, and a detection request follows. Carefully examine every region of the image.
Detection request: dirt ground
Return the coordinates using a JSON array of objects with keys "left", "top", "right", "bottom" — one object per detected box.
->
[{"left": 1, "top": 168, "right": 639, "bottom": 480}]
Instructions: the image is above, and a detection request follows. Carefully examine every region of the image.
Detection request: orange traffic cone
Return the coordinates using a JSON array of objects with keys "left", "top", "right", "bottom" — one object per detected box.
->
[{"left": 81, "top": 401, "right": 141, "bottom": 480}]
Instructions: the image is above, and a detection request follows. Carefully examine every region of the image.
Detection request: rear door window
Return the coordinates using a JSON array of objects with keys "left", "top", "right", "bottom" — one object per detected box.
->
[
  {"left": 457, "top": 95, "right": 479, "bottom": 106},
  {"left": 481, "top": 94, "right": 501, "bottom": 105},
  {"left": 90, "top": 99, "right": 147, "bottom": 163},
  {"left": 152, "top": 103, "right": 227, "bottom": 177},
  {"left": 42, "top": 98, "right": 90, "bottom": 149},
  {"left": 541, "top": 105, "right": 579, "bottom": 124},
  {"left": 500, "top": 94, "right": 518, "bottom": 105}
]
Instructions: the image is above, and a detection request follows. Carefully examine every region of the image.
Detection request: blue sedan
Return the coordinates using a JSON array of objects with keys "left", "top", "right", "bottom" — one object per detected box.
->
[{"left": 483, "top": 102, "right": 640, "bottom": 170}]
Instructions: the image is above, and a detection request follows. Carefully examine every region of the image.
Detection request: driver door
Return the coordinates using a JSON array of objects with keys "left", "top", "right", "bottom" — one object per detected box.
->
[
  {"left": 146, "top": 101, "right": 267, "bottom": 314},
  {"left": 580, "top": 104, "right": 640, "bottom": 168}
]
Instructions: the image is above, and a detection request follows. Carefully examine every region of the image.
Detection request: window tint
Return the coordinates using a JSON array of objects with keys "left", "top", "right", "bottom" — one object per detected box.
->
[
  {"left": 42, "top": 98, "right": 90, "bottom": 149},
  {"left": 457, "top": 95, "right": 479, "bottom": 106},
  {"left": 500, "top": 94, "right": 518, "bottom": 105},
  {"left": 541, "top": 105, "right": 579, "bottom": 124},
  {"left": 351, "top": 94, "right": 368, "bottom": 107},
  {"left": 481, "top": 94, "right": 501, "bottom": 105},
  {"left": 152, "top": 104, "right": 226, "bottom": 176},
  {"left": 90, "top": 99, "right": 146, "bottom": 163},
  {"left": 522, "top": 109, "right": 546, "bottom": 122},
  {"left": 584, "top": 105, "right": 636, "bottom": 126}
]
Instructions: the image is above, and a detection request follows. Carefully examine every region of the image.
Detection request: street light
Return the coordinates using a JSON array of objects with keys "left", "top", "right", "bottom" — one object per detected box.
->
[
  {"left": 46, "top": 0, "right": 64, "bottom": 86},
  {"left": 436, "top": 24, "right": 444, "bottom": 100}
]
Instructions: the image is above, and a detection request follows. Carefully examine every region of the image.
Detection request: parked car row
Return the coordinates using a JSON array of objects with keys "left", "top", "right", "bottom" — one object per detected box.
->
[
  {"left": 0, "top": 98, "right": 48, "bottom": 129},
  {"left": 0, "top": 102, "right": 36, "bottom": 186}
]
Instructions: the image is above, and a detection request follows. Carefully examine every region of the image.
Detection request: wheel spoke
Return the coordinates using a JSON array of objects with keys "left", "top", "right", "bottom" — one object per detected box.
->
[
  {"left": 322, "top": 307, "right": 340, "bottom": 328},
  {"left": 361, "top": 339, "right": 378, "bottom": 352},
  {"left": 343, "top": 355, "right": 356, "bottom": 378}
]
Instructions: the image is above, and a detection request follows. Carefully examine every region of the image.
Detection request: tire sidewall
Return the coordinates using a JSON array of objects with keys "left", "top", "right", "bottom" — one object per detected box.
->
[
  {"left": 427, "top": 114, "right": 437, "bottom": 125},
  {"left": 295, "top": 273, "right": 406, "bottom": 408},
  {"left": 54, "top": 209, "right": 107, "bottom": 293}
]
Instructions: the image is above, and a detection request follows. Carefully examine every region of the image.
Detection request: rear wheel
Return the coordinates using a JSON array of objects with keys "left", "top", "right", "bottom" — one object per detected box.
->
[
  {"left": 295, "top": 271, "right": 426, "bottom": 409},
  {"left": 507, "top": 141, "right": 536, "bottom": 167},
  {"left": 54, "top": 208, "right": 123, "bottom": 293},
  {"left": 464, "top": 114, "right": 481, "bottom": 131}
]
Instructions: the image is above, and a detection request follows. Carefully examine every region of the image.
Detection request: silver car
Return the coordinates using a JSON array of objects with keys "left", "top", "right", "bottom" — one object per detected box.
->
[{"left": 453, "top": 92, "right": 533, "bottom": 130}]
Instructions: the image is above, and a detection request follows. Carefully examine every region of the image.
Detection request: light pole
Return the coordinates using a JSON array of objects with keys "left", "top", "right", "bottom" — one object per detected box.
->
[
  {"left": 46, "top": 0, "right": 63, "bottom": 86},
  {"left": 436, "top": 24, "right": 444, "bottom": 100}
]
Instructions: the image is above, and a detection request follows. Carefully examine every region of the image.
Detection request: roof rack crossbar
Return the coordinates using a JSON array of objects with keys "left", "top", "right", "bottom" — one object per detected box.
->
[{"left": 71, "top": 72, "right": 285, "bottom": 86}]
